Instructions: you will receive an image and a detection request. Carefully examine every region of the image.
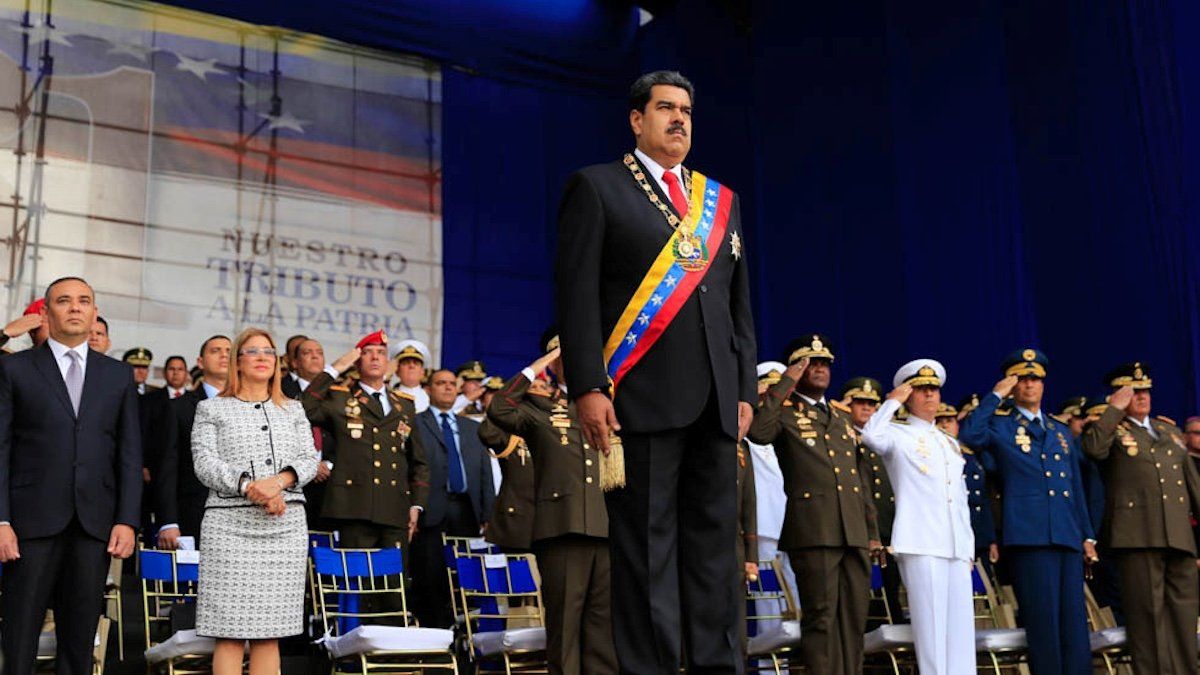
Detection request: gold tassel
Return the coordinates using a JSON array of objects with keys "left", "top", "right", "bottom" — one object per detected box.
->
[{"left": 600, "top": 431, "right": 626, "bottom": 491}]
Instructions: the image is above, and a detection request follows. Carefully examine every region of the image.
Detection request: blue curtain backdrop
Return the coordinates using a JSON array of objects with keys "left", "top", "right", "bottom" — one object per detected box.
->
[{"left": 164, "top": 0, "right": 1200, "bottom": 419}]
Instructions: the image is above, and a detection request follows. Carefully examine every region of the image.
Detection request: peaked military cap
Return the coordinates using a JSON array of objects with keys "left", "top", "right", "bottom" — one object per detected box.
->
[
  {"left": 1002, "top": 348, "right": 1048, "bottom": 378},
  {"left": 783, "top": 334, "right": 834, "bottom": 365},
  {"left": 840, "top": 376, "right": 883, "bottom": 403},
  {"left": 123, "top": 347, "right": 153, "bottom": 367},
  {"left": 1105, "top": 362, "right": 1152, "bottom": 389}
]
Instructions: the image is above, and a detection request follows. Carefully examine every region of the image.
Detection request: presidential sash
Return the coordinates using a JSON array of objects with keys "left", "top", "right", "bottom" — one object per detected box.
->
[{"left": 603, "top": 170, "right": 734, "bottom": 390}]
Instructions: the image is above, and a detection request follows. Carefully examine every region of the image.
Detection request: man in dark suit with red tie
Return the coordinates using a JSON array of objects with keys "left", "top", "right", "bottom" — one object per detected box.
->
[
  {"left": 0, "top": 277, "right": 142, "bottom": 674},
  {"left": 556, "top": 71, "right": 757, "bottom": 674}
]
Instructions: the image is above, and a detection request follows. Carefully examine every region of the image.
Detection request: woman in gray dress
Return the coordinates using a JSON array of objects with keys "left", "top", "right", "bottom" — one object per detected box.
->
[{"left": 192, "top": 327, "right": 320, "bottom": 675}]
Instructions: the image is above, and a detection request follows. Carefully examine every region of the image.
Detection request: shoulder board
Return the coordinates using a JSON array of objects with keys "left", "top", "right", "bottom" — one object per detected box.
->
[
  {"left": 1045, "top": 419, "right": 1057, "bottom": 430},
  {"left": 1156, "top": 414, "right": 1177, "bottom": 427},
  {"left": 993, "top": 408, "right": 1010, "bottom": 416},
  {"left": 830, "top": 399, "right": 851, "bottom": 413},
  {"left": 391, "top": 389, "right": 414, "bottom": 401},
  {"left": 330, "top": 384, "right": 350, "bottom": 392},
  {"left": 961, "top": 446, "right": 974, "bottom": 455},
  {"left": 892, "top": 418, "right": 909, "bottom": 425},
  {"left": 527, "top": 389, "right": 552, "bottom": 398}
]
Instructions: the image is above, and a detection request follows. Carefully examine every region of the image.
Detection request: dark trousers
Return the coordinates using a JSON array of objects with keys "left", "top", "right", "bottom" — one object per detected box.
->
[
  {"left": 1088, "top": 548, "right": 1125, "bottom": 623},
  {"left": 1115, "top": 548, "right": 1199, "bottom": 675},
  {"left": 409, "top": 493, "right": 479, "bottom": 629},
  {"left": 534, "top": 535, "right": 617, "bottom": 675},
  {"left": 606, "top": 398, "right": 740, "bottom": 675},
  {"left": 787, "top": 546, "right": 870, "bottom": 675},
  {"left": 1, "top": 518, "right": 109, "bottom": 675},
  {"left": 1006, "top": 546, "right": 1091, "bottom": 675}
]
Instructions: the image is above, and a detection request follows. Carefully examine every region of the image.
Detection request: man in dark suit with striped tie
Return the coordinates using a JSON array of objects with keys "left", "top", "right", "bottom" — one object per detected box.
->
[{"left": 0, "top": 277, "right": 142, "bottom": 674}]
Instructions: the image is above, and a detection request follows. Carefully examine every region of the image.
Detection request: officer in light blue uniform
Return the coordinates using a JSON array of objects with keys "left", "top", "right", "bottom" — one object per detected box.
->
[{"left": 958, "top": 348, "right": 1097, "bottom": 675}]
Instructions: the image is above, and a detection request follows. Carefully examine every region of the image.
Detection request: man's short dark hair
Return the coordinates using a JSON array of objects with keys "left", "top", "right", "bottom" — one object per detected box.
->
[
  {"left": 430, "top": 368, "right": 456, "bottom": 381},
  {"left": 95, "top": 316, "right": 108, "bottom": 331},
  {"left": 629, "top": 70, "right": 695, "bottom": 113},
  {"left": 164, "top": 355, "right": 187, "bottom": 370},
  {"left": 44, "top": 276, "right": 93, "bottom": 301},
  {"left": 198, "top": 334, "right": 231, "bottom": 356},
  {"left": 285, "top": 334, "right": 308, "bottom": 359}
]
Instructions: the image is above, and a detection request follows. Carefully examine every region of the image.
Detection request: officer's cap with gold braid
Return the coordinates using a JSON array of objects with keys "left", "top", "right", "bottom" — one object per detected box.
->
[
  {"left": 1002, "top": 348, "right": 1048, "bottom": 379},
  {"left": 756, "top": 361, "right": 786, "bottom": 386},
  {"left": 1085, "top": 395, "right": 1109, "bottom": 418},
  {"left": 935, "top": 402, "right": 958, "bottom": 419},
  {"left": 1105, "top": 362, "right": 1153, "bottom": 390},
  {"left": 457, "top": 360, "right": 488, "bottom": 381},
  {"left": 892, "top": 358, "right": 946, "bottom": 389},
  {"left": 356, "top": 330, "right": 387, "bottom": 350},
  {"left": 1055, "top": 396, "right": 1089, "bottom": 419},
  {"left": 957, "top": 393, "right": 981, "bottom": 417},
  {"left": 390, "top": 338, "right": 430, "bottom": 365},
  {"left": 840, "top": 376, "right": 883, "bottom": 403},
  {"left": 122, "top": 347, "right": 153, "bottom": 367},
  {"left": 783, "top": 334, "right": 834, "bottom": 365},
  {"left": 540, "top": 326, "right": 560, "bottom": 355},
  {"left": 483, "top": 376, "right": 505, "bottom": 391}
]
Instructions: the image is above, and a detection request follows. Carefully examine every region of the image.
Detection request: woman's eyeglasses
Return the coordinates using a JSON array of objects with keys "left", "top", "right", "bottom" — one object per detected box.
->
[{"left": 239, "top": 347, "right": 277, "bottom": 357}]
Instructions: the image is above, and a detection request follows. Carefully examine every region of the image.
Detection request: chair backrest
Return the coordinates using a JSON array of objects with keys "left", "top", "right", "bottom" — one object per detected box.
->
[
  {"left": 139, "top": 547, "right": 200, "bottom": 647},
  {"left": 308, "top": 530, "right": 339, "bottom": 550},
  {"left": 310, "top": 546, "right": 411, "bottom": 636},
  {"left": 455, "top": 552, "right": 543, "bottom": 641},
  {"left": 441, "top": 534, "right": 500, "bottom": 622},
  {"left": 745, "top": 558, "right": 797, "bottom": 636},
  {"left": 971, "top": 561, "right": 1000, "bottom": 626},
  {"left": 866, "top": 563, "right": 894, "bottom": 625}
]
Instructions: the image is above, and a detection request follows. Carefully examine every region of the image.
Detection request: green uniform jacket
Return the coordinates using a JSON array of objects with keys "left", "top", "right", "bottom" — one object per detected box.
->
[
  {"left": 738, "top": 441, "right": 758, "bottom": 564},
  {"left": 487, "top": 374, "right": 607, "bottom": 543},
  {"left": 1082, "top": 406, "right": 1200, "bottom": 554},
  {"left": 479, "top": 416, "right": 536, "bottom": 550},
  {"left": 748, "top": 375, "right": 878, "bottom": 550},
  {"left": 302, "top": 372, "right": 430, "bottom": 528}
]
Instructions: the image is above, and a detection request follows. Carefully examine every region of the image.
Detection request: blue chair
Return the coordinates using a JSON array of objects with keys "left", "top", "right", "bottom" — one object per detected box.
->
[
  {"left": 455, "top": 552, "right": 546, "bottom": 675},
  {"left": 139, "top": 547, "right": 213, "bottom": 674},
  {"left": 310, "top": 546, "right": 456, "bottom": 674}
]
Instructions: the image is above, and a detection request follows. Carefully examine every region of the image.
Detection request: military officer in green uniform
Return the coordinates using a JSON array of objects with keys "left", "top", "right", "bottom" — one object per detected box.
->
[
  {"left": 748, "top": 334, "right": 878, "bottom": 675},
  {"left": 479, "top": 405, "right": 536, "bottom": 553},
  {"left": 838, "top": 375, "right": 899, "bottom": 625},
  {"left": 302, "top": 330, "right": 430, "bottom": 553},
  {"left": 1082, "top": 362, "right": 1200, "bottom": 675},
  {"left": 487, "top": 331, "right": 616, "bottom": 675},
  {"left": 453, "top": 360, "right": 489, "bottom": 419}
]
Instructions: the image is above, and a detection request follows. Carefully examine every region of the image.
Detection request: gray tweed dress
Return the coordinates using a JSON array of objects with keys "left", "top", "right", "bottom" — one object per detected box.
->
[{"left": 191, "top": 396, "right": 320, "bottom": 639}]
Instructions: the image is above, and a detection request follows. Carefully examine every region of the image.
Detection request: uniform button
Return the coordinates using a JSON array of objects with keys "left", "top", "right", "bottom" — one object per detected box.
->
[
  {"left": 803, "top": 492, "right": 811, "bottom": 499},
  {"left": 585, "top": 459, "right": 594, "bottom": 466},
  {"left": 392, "top": 447, "right": 398, "bottom": 454},
  {"left": 1060, "top": 472, "right": 1066, "bottom": 478},
  {"left": 846, "top": 451, "right": 852, "bottom": 457},
  {"left": 1160, "top": 478, "right": 1166, "bottom": 484},
  {"left": 1180, "top": 497, "right": 1186, "bottom": 503},
  {"left": 1168, "top": 449, "right": 1174, "bottom": 456},
  {"left": 507, "top": 507, "right": 515, "bottom": 513},
  {"left": 1156, "top": 462, "right": 1162, "bottom": 468},
  {"left": 373, "top": 427, "right": 379, "bottom": 433},
  {"left": 874, "top": 478, "right": 881, "bottom": 485},
  {"left": 373, "top": 478, "right": 380, "bottom": 485},
  {"left": 390, "top": 480, "right": 398, "bottom": 486},
  {"left": 1128, "top": 501, "right": 1134, "bottom": 508},
  {"left": 261, "top": 425, "right": 268, "bottom": 431},
  {"left": 874, "top": 492, "right": 881, "bottom": 499},
  {"left": 975, "top": 506, "right": 982, "bottom": 512},
  {"left": 1163, "top": 495, "right": 1168, "bottom": 500},
  {"left": 374, "top": 460, "right": 381, "bottom": 468},
  {"left": 974, "top": 490, "right": 981, "bottom": 496},
  {"left": 1048, "top": 490, "right": 1055, "bottom": 496},
  {"left": 828, "top": 451, "right": 835, "bottom": 458},
  {"left": 1045, "top": 471, "right": 1052, "bottom": 477},
  {"left": 1054, "top": 454, "right": 1061, "bottom": 460},
  {"left": 1041, "top": 454, "right": 1047, "bottom": 460},
  {"left": 834, "top": 467, "right": 841, "bottom": 474},
  {"left": 391, "top": 431, "right": 397, "bottom": 437},
  {"left": 374, "top": 444, "right": 381, "bottom": 450},
  {"left": 1063, "top": 490, "right": 1070, "bottom": 497},
  {"left": 586, "top": 476, "right": 594, "bottom": 484},
  {"left": 392, "top": 463, "right": 398, "bottom": 470},
  {"left": 583, "top": 444, "right": 590, "bottom": 450},
  {"left": 850, "top": 468, "right": 857, "bottom": 475},
  {"left": 552, "top": 492, "right": 559, "bottom": 498},
  {"left": 853, "top": 486, "right": 859, "bottom": 493},
  {"left": 700, "top": 284, "right": 708, "bottom": 293},
  {"left": 345, "top": 479, "right": 353, "bottom": 485},
  {"left": 973, "top": 474, "right": 980, "bottom": 480},
  {"left": 1178, "top": 480, "right": 1184, "bottom": 486},
  {"left": 825, "top": 434, "right": 831, "bottom": 440},
  {"left": 837, "top": 485, "right": 843, "bottom": 491}
]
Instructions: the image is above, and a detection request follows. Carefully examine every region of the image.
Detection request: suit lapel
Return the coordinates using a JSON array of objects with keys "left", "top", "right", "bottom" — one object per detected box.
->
[
  {"left": 420, "top": 410, "right": 447, "bottom": 449},
  {"left": 34, "top": 342, "right": 76, "bottom": 418}
]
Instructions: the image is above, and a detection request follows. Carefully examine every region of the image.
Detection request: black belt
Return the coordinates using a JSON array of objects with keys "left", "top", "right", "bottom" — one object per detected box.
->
[{"left": 447, "top": 492, "right": 471, "bottom": 502}]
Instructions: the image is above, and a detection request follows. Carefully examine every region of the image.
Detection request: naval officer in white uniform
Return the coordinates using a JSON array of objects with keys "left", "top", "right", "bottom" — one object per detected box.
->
[{"left": 861, "top": 359, "right": 974, "bottom": 675}]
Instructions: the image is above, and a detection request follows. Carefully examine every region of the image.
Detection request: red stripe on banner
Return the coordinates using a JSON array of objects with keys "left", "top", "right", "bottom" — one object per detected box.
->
[{"left": 612, "top": 186, "right": 734, "bottom": 388}]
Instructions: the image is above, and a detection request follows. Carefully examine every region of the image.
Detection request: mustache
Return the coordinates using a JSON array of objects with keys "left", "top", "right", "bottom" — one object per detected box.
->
[{"left": 667, "top": 123, "right": 687, "bottom": 136}]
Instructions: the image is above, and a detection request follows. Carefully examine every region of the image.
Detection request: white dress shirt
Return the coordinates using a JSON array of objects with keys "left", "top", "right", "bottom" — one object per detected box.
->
[
  {"left": 201, "top": 381, "right": 221, "bottom": 399},
  {"left": 634, "top": 147, "right": 686, "bottom": 202},
  {"left": 862, "top": 399, "right": 974, "bottom": 561},
  {"left": 48, "top": 338, "right": 89, "bottom": 381},
  {"left": 1127, "top": 415, "right": 1159, "bottom": 439}
]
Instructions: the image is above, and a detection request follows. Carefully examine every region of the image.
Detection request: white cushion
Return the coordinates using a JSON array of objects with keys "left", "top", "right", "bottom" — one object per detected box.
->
[
  {"left": 1091, "top": 627, "right": 1127, "bottom": 652},
  {"left": 976, "top": 628, "right": 1027, "bottom": 651},
  {"left": 864, "top": 624, "right": 915, "bottom": 653},
  {"left": 324, "top": 625, "right": 454, "bottom": 659},
  {"left": 144, "top": 629, "right": 216, "bottom": 664},
  {"left": 747, "top": 619, "right": 801, "bottom": 656},
  {"left": 473, "top": 627, "right": 546, "bottom": 656},
  {"left": 37, "top": 631, "right": 100, "bottom": 657}
]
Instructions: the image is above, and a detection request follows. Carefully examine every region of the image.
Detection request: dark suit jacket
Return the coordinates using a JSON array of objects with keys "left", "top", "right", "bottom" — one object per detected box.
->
[
  {"left": 154, "top": 388, "right": 210, "bottom": 537},
  {"left": 555, "top": 156, "right": 757, "bottom": 437},
  {"left": 281, "top": 374, "right": 301, "bottom": 400},
  {"left": 0, "top": 342, "right": 142, "bottom": 540},
  {"left": 416, "top": 408, "right": 494, "bottom": 529},
  {"left": 140, "top": 387, "right": 173, "bottom": 477}
]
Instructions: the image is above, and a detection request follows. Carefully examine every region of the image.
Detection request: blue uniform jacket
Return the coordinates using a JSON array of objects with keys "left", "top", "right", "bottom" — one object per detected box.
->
[
  {"left": 959, "top": 394, "right": 1094, "bottom": 550},
  {"left": 962, "top": 448, "right": 997, "bottom": 551}
]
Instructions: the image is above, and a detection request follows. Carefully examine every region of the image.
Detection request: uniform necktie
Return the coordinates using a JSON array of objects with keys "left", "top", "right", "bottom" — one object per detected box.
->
[
  {"left": 441, "top": 412, "right": 467, "bottom": 493},
  {"left": 814, "top": 401, "right": 829, "bottom": 416},
  {"left": 662, "top": 170, "right": 688, "bottom": 219},
  {"left": 371, "top": 391, "right": 386, "bottom": 416},
  {"left": 65, "top": 350, "right": 83, "bottom": 415}
]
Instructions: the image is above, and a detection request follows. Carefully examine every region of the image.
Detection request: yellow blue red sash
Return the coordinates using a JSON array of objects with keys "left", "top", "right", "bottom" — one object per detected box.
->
[{"left": 603, "top": 171, "right": 733, "bottom": 390}]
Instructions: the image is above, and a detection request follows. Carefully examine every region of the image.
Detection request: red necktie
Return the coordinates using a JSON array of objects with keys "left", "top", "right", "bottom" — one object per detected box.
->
[{"left": 662, "top": 170, "right": 688, "bottom": 219}]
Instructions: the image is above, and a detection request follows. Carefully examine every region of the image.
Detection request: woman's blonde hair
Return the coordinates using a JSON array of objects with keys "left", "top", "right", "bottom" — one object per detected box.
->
[{"left": 221, "top": 327, "right": 287, "bottom": 407}]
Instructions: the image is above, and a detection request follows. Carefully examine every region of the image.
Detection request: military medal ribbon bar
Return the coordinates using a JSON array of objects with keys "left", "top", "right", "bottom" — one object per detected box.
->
[{"left": 602, "top": 171, "right": 734, "bottom": 391}]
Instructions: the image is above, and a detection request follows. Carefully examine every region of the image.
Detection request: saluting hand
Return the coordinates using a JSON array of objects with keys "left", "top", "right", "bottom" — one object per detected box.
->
[
  {"left": 887, "top": 383, "right": 913, "bottom": 403},
  {"left": 332, "top": 348, "right": 362, "bottom": 374},
  {"left": 3, "top": 313, "right": 43, "bottom": 339},
  {"left": 783, "top": 357, "right": 811, "bottom": 385},
  {"left": 528, "top": 347, "right": 561, "bottom": 379},
  {"left": 1108, "top": 385, "right": 1135, "bottom": 412},
  {"left": 0, "top": 524, "right": 19, "bottom": 562},
  {"left": 578, "top": 391, "right": 621, "bottom": 456},
  {"left": 992, "top": 375, "right": 1019, "bottom": 399}
]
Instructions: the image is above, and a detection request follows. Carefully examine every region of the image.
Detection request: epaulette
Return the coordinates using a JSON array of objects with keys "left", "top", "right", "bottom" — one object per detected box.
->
[
  {"left": 391, "top": 389, "right": 414, "bottom": 401},
  {"left": 962, "top": 446, "right": 974, "bottom": 455},
  {"left": 892, "top": 418, "right": 909, "bottom": 425},
  {"left": 830, "top": 399, "right": 851, "bottom": 413},
  {"left": 491, "top": 434, "right": 526, "bottom": 459},
  {"left": 1156, "top": 414, "right": 1177, "bottom": 427},
  {"left": 330, "top": 384, "right": 350, "bottom": 392},
  {"left": 528, "top": 389, "right": 552, "bottom": 398},
  {"left": 993, "top": 408, "right": 1011, "bottom": 416}
]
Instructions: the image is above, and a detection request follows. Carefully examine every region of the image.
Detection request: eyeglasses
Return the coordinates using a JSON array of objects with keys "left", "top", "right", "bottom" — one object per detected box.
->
[{"left": 239, "top": 347, "right": 277, "bottom": 357}]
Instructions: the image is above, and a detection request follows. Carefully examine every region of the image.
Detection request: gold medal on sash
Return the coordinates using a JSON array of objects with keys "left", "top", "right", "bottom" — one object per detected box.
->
[{"left": 672, "top": 231, "right": 710, "bottom": 272}]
